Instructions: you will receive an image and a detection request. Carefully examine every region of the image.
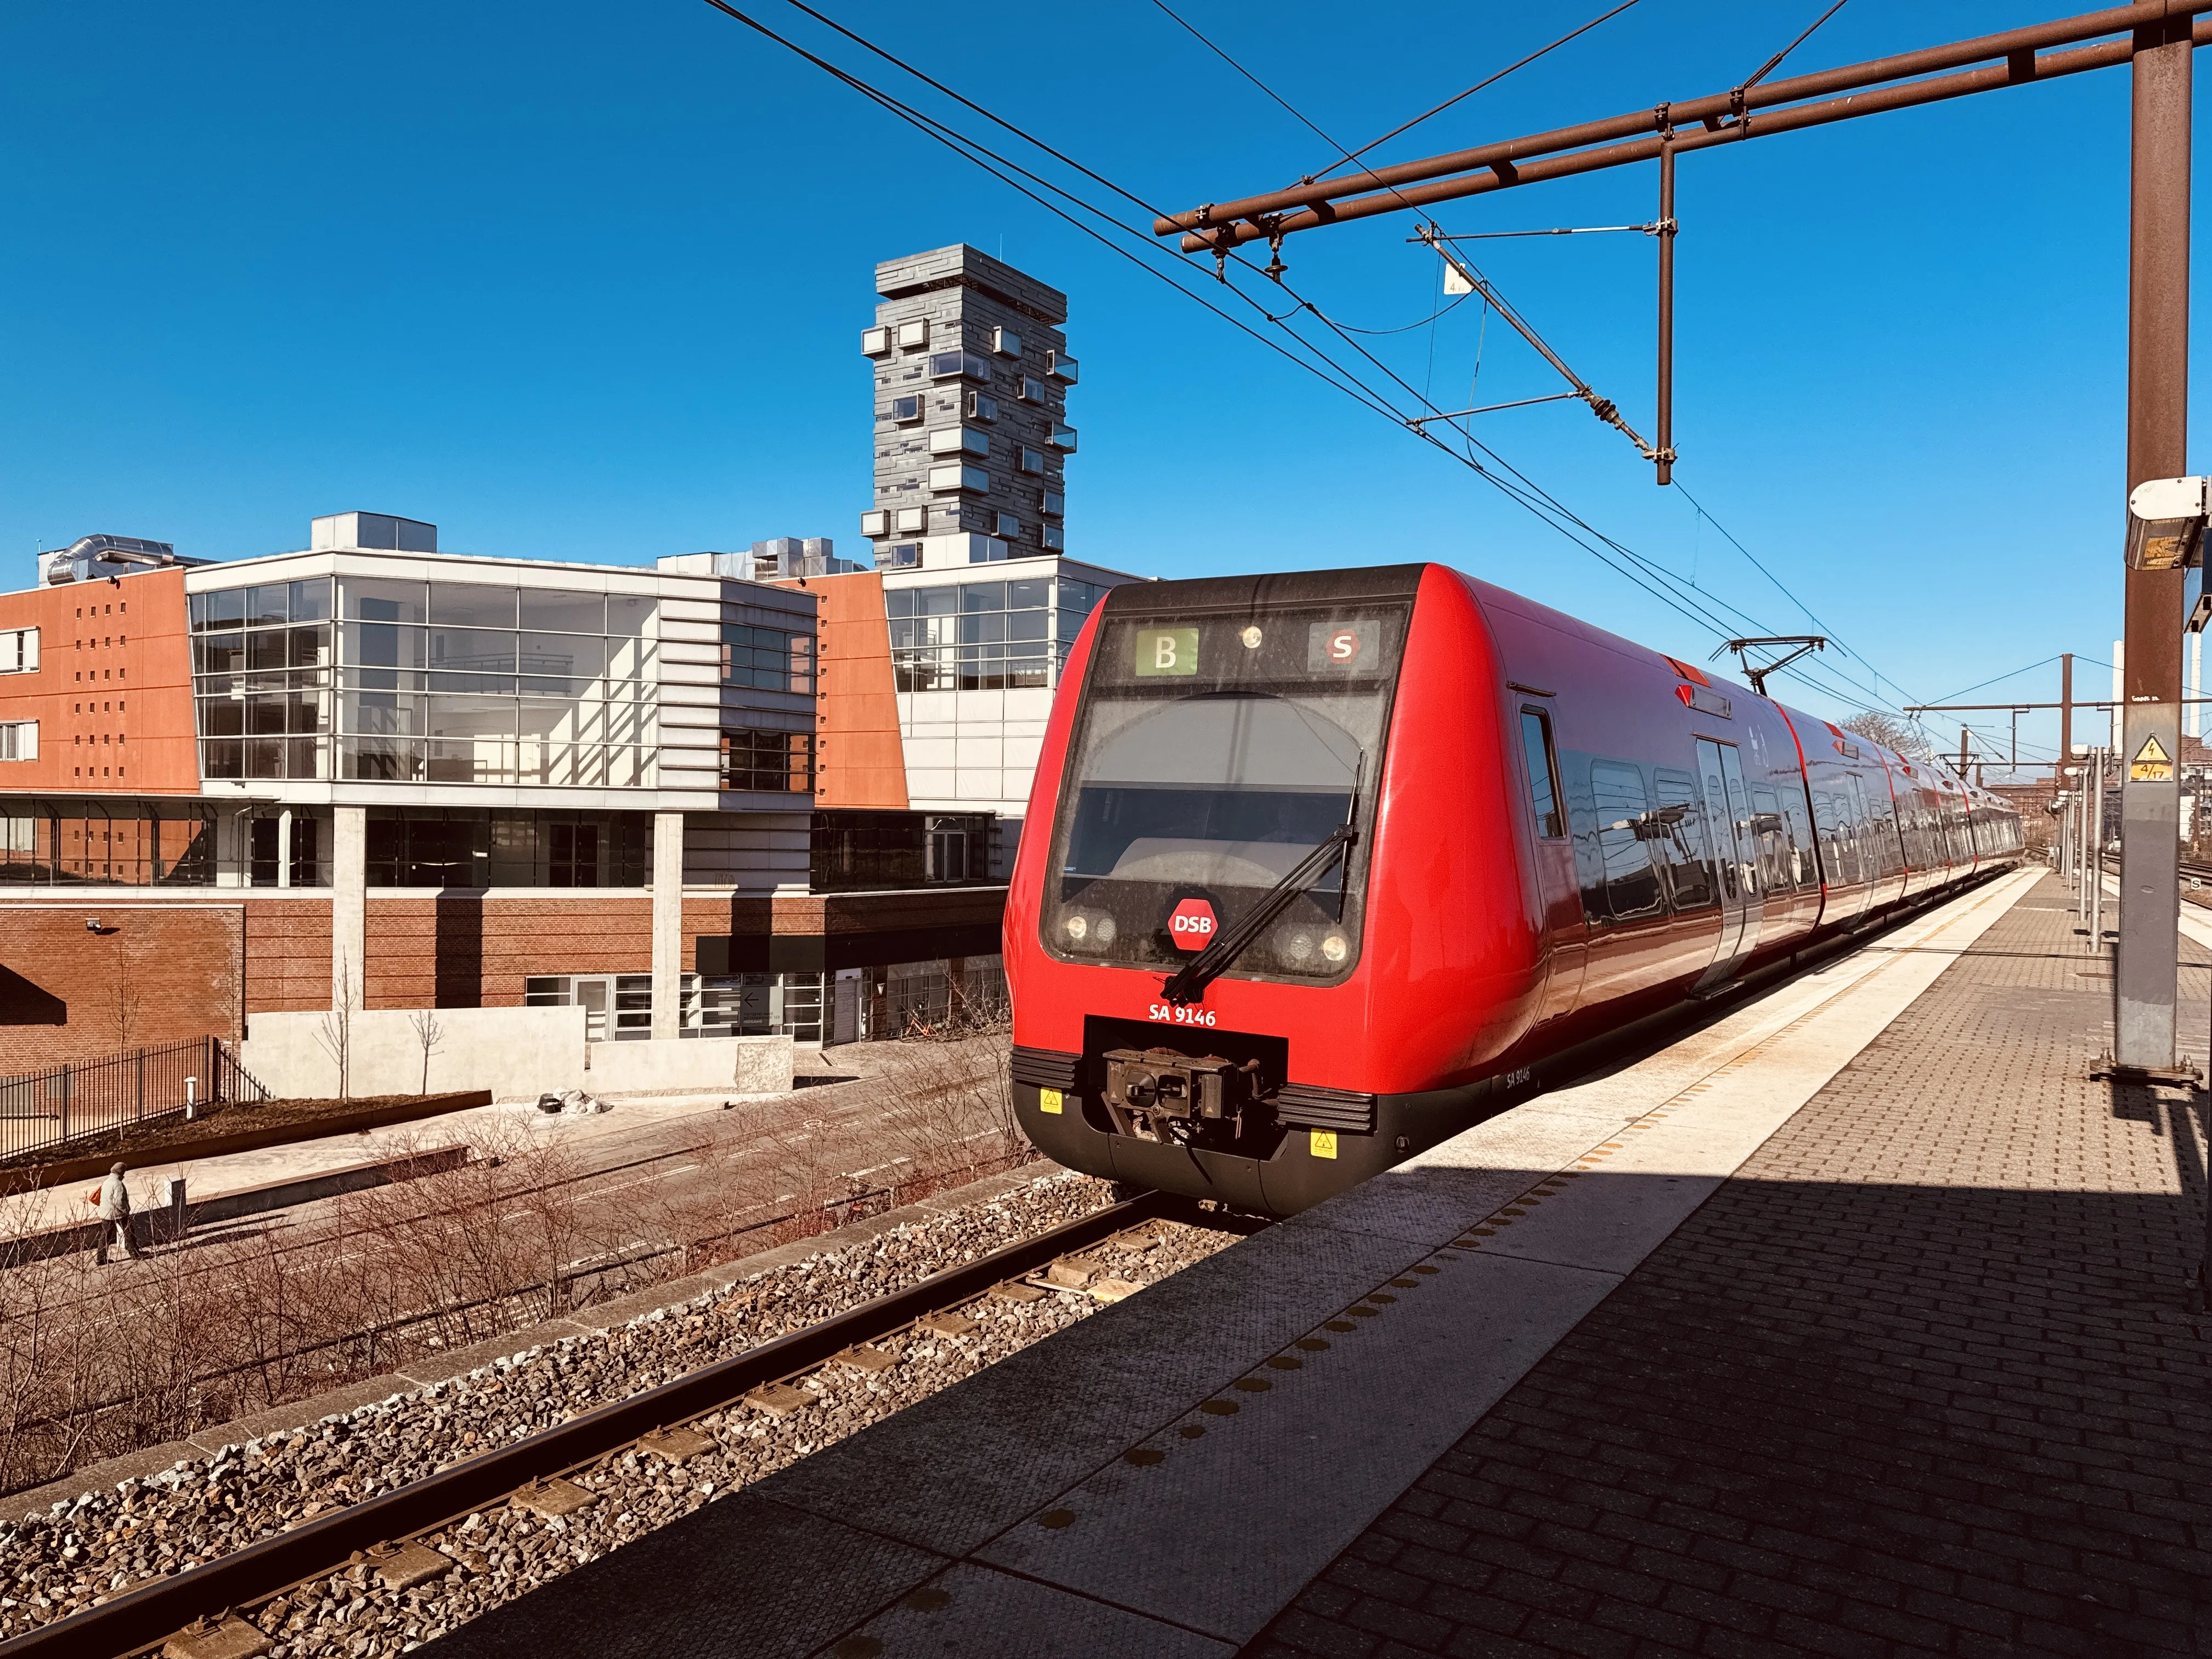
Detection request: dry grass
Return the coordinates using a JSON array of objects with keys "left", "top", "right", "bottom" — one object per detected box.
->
[{"left": 0, "top": 1027, "right": 1030, "bottom": 1502}]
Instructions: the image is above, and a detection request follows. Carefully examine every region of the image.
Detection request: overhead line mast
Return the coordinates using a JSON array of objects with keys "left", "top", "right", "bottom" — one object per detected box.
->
[{"left": 1155, "top": 1, "right": 2207, "bottom": 1077}]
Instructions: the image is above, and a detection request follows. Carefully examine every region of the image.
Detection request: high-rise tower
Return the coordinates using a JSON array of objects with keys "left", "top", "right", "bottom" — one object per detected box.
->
[{"left": 857, "top": 245, "right": 1076, "bottom": 571}]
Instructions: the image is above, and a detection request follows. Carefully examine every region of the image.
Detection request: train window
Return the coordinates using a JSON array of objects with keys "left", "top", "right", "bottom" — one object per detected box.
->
[
  {"left": 1590, "top": 760, "right": 1662, "bottom": 920},
  {"left": 1651, "top": 768, "right": 1712, "bottom": 911},
  {"left": 1750, "top": 783, "right": 1788, "bottom": 894},
  {"left": 1043, "top": 597, "right": 1412, "bottom": 983},
  {"left": 1779, "top": 787, "right": 1816, "bottom": 888},
  {"left": 1520, "top": 709, "right": 1564, "bottom": 839}
]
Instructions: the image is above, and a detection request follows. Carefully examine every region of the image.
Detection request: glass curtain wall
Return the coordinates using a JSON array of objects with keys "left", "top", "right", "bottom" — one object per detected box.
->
[
  {"left": 191, "top": 577, "right": 659, "bottom": 786},
  {"left": 887, "top": 575, "right": 1110, "bottom": 692},
  {"left": 0, "top": 800, "right": 216, "bottom": 886},
  {"left": 364, "top": 808, "right": 652, "bottom": 887},
  {"left": 190, "top": 579, "right": 332, "bottom": 780}
]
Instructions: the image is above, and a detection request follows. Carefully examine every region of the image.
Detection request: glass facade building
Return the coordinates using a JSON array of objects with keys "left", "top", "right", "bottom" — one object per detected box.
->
[{"left": 190, "top": 576, "right": 661, "bottom": 787}]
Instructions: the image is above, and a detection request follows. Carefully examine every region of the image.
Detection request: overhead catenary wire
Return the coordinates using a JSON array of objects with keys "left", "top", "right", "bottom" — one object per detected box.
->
[
  {"left": 1739, "top": 0, "right": 1854, "bottom": 98},
  {"left": 1306, "top": 1, "right": 1645, "bottom": 184},
  {"left": 1148, "top": 0, "right": 1351, "bottom": 157},
  {"left": 699, "top": 0, "right": 1929, "bottom": 729}
]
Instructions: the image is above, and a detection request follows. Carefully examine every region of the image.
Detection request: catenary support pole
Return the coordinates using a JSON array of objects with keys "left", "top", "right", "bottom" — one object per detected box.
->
[
  {"left": 2062, "top": 651, "right": 2075, "bottom": 771},
  {"left": 1655, "top": 138, "right": 1676, "bottom": 486},
  {"left": 2116, "top": 10, "right": 2192, "bottom": 1071}
]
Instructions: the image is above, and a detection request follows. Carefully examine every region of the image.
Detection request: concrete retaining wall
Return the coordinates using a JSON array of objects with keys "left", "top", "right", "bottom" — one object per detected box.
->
[
  {"left": 242, "top": 1007, "right": 585, "bottom": 1100},
  {"left": 241, "top": 1009, "right": 792, "bottom": 1099},
  {"left": 582, "top": 1035, "right": 793, "bottom": 1095}
]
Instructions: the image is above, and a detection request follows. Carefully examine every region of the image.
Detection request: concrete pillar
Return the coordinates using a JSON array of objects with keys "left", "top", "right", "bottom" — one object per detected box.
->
[
  {"left": 332, "top": 805, "right": 365, "bottom": 1011},
  {"left": 276, "top": 809, "right": 293, "bottom": 890},
  {"left": 651, "top": 811, "right": 685, "bottom": 1040}
]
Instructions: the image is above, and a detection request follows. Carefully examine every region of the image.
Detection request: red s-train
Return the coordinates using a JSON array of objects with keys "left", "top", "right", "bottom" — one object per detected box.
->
[{"left": 1005, "top": 563, "right": 2022, "bottom": 1216}]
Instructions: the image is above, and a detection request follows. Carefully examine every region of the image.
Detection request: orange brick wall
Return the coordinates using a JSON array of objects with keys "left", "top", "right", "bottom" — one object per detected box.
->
[
  {"left": 245, "top": 899, "right": 334, "bottom": 1013},
  {"left": 782, "top": 571, "right": 907, "bottom": 809},
  {"left": 0, "top": 902, "right": 244, "bottom": 1070},
  {"left": 364, "top": 895, "right": 653, "bottom": 1008},
  {"left": 0, "top": 567, "right": 199, "bottom": 794}
]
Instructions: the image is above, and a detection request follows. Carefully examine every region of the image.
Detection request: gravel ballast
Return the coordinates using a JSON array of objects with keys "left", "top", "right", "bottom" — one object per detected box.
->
[{"left": 0, "top": 1170, "right": 1240, "bottom": 1651}]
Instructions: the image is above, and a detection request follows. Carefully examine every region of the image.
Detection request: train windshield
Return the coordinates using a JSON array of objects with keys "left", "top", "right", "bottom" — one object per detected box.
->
[{"left": 1044, "top": 601, "right": 1410, "bottom": 982}]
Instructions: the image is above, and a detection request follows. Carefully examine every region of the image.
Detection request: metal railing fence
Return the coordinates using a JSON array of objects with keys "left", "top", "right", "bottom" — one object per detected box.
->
[{"left": 0, "top": 1037, "right": 270, "bottom": 1161}]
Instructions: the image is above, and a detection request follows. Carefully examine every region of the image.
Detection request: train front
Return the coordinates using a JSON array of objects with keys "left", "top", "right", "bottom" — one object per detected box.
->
[{"left": 1005, "top": 563, "right": 1539, "bottom": 1216}]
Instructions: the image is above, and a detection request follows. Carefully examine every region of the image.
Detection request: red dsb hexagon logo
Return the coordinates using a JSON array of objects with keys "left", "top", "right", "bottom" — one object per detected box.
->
[{"left": 1168, "top": 898, "right": 1218, "bottom": 951}]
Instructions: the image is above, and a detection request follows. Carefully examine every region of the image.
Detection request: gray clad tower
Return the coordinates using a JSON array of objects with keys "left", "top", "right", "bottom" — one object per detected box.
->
[{"left": 858, "top": 245, "right": 1076, "bottom": 571}]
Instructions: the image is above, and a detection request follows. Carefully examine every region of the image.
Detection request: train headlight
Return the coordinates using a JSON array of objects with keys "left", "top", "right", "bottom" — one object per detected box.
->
[
  {"left": 1064, "top": 914, "right": 1088, "bottom": 943},
  {"left": 1320, "top": 932, "right": 1349, "bottom": 964},
  {"left": 1284, "top": 931, "right": 1315, "bottom": 963},
  {"left": 1094, "top": 915, "right": 1117, "bottom": 946},
  {"left": 1240, "top": 625, "right": 1263, "bottom": 650}
]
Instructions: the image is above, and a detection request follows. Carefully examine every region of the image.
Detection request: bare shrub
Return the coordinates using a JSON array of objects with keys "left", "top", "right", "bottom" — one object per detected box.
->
[{"left": 0, "top": 1028, "right": 1037, "bottom": 1501}]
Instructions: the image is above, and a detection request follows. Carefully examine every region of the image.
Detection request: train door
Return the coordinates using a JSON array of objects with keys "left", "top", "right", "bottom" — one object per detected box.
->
[
  {"left": 1517, "top": 702, "right": 1588, "bottom": 1025},
  {"left": 1691, "top": 738, "right": 1763, "bottom": 992}
]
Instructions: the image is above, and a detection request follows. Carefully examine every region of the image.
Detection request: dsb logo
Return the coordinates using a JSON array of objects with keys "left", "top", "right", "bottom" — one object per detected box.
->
[{"left": 1167, "top": 898, "right": 1217, "bottom": 951}]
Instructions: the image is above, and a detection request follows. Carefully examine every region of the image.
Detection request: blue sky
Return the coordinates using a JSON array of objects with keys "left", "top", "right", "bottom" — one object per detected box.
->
[{"left": 3, "top": 1, "right": 2203, "bottom": 765}]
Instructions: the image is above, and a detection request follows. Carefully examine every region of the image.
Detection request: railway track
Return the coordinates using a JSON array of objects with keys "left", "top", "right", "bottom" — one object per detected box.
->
[{"left": 3, "top": 1185, "right": 1241, "bottom": 1659}]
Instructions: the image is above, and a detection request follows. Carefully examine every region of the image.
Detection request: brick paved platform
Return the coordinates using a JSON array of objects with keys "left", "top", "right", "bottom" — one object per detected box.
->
[{"left": 1246, "top": 873, "right": 2212, "bottom": 1659}]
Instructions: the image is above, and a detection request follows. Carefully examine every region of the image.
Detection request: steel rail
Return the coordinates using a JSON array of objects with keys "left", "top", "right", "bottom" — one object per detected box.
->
[
  {"left": 1, "top": 1188, "right": 1178, "bottom": 1659},
  {"left": 1165, "top": 4, "right": 2212, "bottom": 249}
]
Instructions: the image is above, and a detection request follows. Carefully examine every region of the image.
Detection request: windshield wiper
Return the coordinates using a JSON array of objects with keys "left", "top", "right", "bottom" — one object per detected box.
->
[{"left": 1159, "top": 824, "right": 1359, "bottom": 1007}]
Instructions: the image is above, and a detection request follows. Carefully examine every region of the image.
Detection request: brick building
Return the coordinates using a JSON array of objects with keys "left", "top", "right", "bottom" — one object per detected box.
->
[
  {"left": 0, "top": 512, "right": 1007, "bottom": 1069},
  {"left": 1, "top": 246, "right": 1138, "bottom": 1074}
]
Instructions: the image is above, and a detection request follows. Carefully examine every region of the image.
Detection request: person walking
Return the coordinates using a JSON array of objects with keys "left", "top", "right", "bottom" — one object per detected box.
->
[{"left": 87, "top": 1161, "right": 143, "bottom": 1265}]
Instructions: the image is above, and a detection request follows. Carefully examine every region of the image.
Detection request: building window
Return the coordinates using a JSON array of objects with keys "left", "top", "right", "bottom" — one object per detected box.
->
[
  {"left": 879, "top": 543, "right": 921, "bottom": 569},
  {"left": 1040, "top": 524, "right": 1066, "bottom": 551},
  {"left": 721, "top": 624, "right": 815, "bottom": 693},
  {"left": 889, "top": 394, "right": 921, "bottom": 422},
  {"left": 994, "top": 512, "right": 1021, "bottom": 539},
  {"left": 0, "top": 721, "right": 36, "bottom": 761},
  {"left": 966, "top": 391, "right": 998, "bottom": 422},
  {"left": 928, "top": 349, "right": 991, "bottom": 381},
  {"left": 894, "top": 505, "right": 929, "bottom": 533},
  {"left": 1041, "top": 489, "right": 1065, "bottom": 517},
  {"left": 861, "top": 326, "right": 890, "bottom": 356},
  {"left": 896, "top": 318, "right": 930, "bottom": 349},
  {"left": 1055, "top": 575, "right": 1111, "bottom": 675},
  {"left": 721, "top": 728, "right": 816, "bottom": 794},
  {"left": 1049, "top": 424, "right": 1079, "bottom": 452},
  {"left": 1018, "top": 447, "right": 1045, "bottom": 475},
  {"left": 524, "top": 974, "right": 654, "bottom": 1041},
  {"left": 0, "top": 799, "right": 218, "bottom": 886},
  {"left": 365, "top": 808, "right": 651, "bottom": 887},
  {"left": 928, "top": 463, "right": 990, "bottom": 494},
  {"left": 860, "top": 510, "right": 888, "bottom": 537},
  {"left": 928, "top": 427, "right": 991, "bottom": 459},
  {"left": 811, "top": 810, "right": 995, "bottom": 891},
  {"left": 885, "top": 578, "right": 1051, "bottom": 691},
  {"left": 1018, "top": 375, "right": 1048, "bottom": 403},
  {"left": 1046, "top": 350, "right": 1078, "bottom": 383},
  {"left": 993, "top": 327, "right": 1023, "bottom": 357},
  {"left": 192, "top": 576, "right": 659, "bottom": 788},
  {"left": 0, "top": 628, "right": 38, "bottom": 674}
]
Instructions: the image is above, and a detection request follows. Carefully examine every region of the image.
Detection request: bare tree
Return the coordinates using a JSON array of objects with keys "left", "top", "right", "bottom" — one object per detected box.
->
[
  {"left": 315, "top": 963, "right": 354, "bottom": 1102},
  {"left": 408, "top": 1009, "right": 445, "bottom": 1095},
  {"left": 108, "top": 932, "right": 140, "bottom": 1055}
]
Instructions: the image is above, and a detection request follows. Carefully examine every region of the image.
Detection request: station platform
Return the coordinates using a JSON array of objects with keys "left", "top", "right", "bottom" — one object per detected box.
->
[{"left": 430, "top": 868, "right": 2212, "bottom": 1659}]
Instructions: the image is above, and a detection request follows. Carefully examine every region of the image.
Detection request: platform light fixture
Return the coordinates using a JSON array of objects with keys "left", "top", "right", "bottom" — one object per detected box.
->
[{"left": 2124, "top": 475, "right": 2210, "bottom": 571}]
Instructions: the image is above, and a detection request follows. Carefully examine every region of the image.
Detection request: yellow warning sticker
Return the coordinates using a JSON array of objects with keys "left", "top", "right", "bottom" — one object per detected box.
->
[
  {"left": 2131, "top": 733, "right": 2174, "bottom": 782},
  {"left": 1039, "top": 1088, "right": 1064, "bottom": 1115},
  {"left": 1310, "top": 1130, "right": 1338, "bottom": 1159}
]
